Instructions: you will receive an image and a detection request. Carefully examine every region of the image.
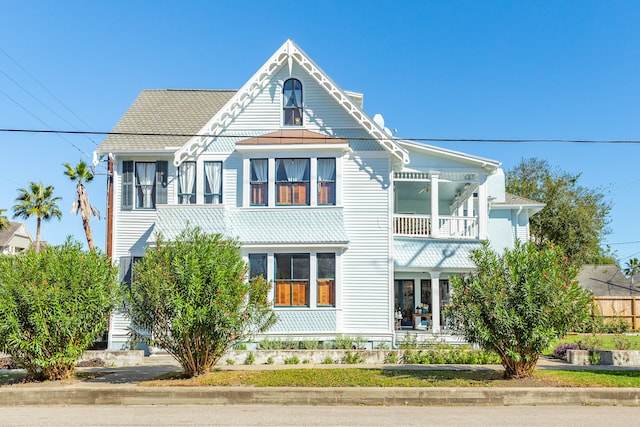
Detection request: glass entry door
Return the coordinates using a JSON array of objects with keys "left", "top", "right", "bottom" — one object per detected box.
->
[{"left": 394, "top": 279, "right": 414, "bottom": 326}]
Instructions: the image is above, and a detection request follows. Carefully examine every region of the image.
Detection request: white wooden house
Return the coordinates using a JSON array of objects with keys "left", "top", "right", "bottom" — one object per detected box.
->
[
  {"left": 95, "top": 40, "right": 542, "bottom": 350},
  {"left": 0, "top": 222, "right": 32, "bottom": 255}
]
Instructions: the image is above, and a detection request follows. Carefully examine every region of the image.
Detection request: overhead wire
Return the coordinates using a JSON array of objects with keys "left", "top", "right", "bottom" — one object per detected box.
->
[{"left": 0, "top": 128, "right": 639, "bottom": 144}]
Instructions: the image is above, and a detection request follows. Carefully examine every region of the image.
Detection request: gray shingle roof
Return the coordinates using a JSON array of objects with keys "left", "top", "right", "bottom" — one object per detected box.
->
[
  {"left": 97, "top": 90, "right": 236, "bottom": 153},
  {"left": 577, "top": 264, "right": 640, "bottom": 296},
  {"left": 494, "top": 192, "right": 545, "bottom": 207},
  {"left": 393, "top": 238, "right": 481, "bottom": 269},
  {"left": 0, "top": 222, "right": 31, "bottom": 246},
  {"left": 152, "top": 206, "right": 349, "bottom": 246}
]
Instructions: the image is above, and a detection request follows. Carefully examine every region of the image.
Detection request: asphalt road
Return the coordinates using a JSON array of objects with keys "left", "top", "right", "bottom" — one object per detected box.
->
[{"left": 2, "top": 405, "right": 640, "bottom": 427}]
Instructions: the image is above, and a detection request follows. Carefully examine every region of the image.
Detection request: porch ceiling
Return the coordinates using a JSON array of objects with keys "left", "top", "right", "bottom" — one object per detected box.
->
[{"left": 393, "top": 238, "right": 480, "bottom": 269}]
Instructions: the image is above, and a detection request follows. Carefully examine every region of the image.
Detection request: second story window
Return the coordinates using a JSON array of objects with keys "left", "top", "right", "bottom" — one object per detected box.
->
[
  {"left": 317, "top": 158, "right": 336, "bottom": 205},
  {"left": 122, "top": 160, "right": 167, "bottom": 210},
  {"left": 283, "top": 78, "right": 303, "bottom": 126},
  {"left": 251, "top": 159, "right": 268, "bottom": 206},
  {"left": 276, "top": 158, "right": 309, "bottom": 205},
  {"left": 204, "top": 161, "right": 223, "bottom": 204},
  {"left": 178, "top": 161, "right": 196, "bottom": 204}
]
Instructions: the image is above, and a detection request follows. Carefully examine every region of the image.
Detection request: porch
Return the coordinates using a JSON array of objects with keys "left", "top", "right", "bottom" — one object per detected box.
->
[
  {"left": 393, "top": 170, "right": 487, "bottom": 240},
  {"left": 394, "top": 214, "right": 478, "bottom": 239}
]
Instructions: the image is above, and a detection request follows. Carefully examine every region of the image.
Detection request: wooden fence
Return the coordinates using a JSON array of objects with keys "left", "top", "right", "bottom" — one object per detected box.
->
[{"left": 593, "top": 296, "right": 640, "bottom": 331}]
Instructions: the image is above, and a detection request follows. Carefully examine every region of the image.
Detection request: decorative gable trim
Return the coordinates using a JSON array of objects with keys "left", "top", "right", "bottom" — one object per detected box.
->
[{"left": 173, "top": 39, "right": 409, "bottom": 167}]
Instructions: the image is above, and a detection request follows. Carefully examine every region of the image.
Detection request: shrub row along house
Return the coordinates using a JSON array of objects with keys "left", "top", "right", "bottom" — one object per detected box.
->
[{"left": 95, "top": 40, "right": 543, "bottom": 350}]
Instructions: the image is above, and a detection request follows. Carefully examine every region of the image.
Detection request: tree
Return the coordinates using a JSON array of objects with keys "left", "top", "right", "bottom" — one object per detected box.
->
[
  {"left": 623, "top": 258, "right": 640, "bottom": 286},
  {"left": 12, "top": 182, "right": 62, "bottom": 252},
  {"left": 63, "top": 160, "right": 99, "bottom": 251},
  {"left": 506, "top": 158, "right": 612, "bottom": 267},
  {"left": 448, "top": 241, "right": 593, "bottom": 379},
  {"left": 0, "top": 239, "right": 119, "bottom": 380},
  {"left": 124, "top": 227, "right": 276, "bottom": 377},
  {"left": 0, "top": 208, "right": 9, "bottom": 231}
]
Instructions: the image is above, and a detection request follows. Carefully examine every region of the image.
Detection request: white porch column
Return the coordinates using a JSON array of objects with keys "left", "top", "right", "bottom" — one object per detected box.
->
[
  {"left": 430, "top": 272, "right": 441, "bottom": 333},
  {"left": 413, "top": 276, "right": 422, "bottom": 311},
  {"left": 430, "top": 173, "right": 439, "bottom": 238},
  {"left": 466, "top": 195, "right": 474, "bottom": 218},
  {"left": 477, "top": 174, "right": 488, "bottom": 240}
]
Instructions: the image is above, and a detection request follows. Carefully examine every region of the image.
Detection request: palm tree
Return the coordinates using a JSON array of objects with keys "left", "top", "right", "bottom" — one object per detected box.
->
[
  {"left": 0, "top": 208, "right": 9, "bottom": 231},
  {"left": 63, "top": 160, "right": 100, "bottom": 252},
  {"left": 13, "top": 182, "right": 62, "bottom": 252},
  {"left": 623, "top": 258, "right": 640, "bottom": 286}
]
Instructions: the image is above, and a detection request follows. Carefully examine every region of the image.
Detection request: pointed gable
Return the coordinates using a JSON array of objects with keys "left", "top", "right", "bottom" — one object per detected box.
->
[{"left": 173, "top": 40, "right": 409, "bottom": 167}]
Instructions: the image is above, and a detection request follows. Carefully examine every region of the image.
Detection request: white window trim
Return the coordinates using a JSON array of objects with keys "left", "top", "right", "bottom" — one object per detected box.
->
[{"left": 242, "top": 152, "right": 343, "bottom": 208}]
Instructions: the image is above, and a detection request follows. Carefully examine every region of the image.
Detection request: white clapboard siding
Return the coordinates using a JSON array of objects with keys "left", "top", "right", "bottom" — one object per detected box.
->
[
  {"left": 225, "top": 62, "right": 363, "bottom": 133},
  {"left": 341, "top": 152, "right": 391, "bottom": 333},
  {"left": 223, "top": 154, "right": 241, "bottom": 207}
]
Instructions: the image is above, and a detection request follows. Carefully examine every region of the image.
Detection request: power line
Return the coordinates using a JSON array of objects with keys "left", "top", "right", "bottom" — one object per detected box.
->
[
  {"left": 1, "top": 127, "right": 640, "bottom": 144},
  {"left": 0, "top": 47, "right": 99, "bottom": 146},
  {"left": 0, "top": 92, "right": 90, "bottom": 158}
]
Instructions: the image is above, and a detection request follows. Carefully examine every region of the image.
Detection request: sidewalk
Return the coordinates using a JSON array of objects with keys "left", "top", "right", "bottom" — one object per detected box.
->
[{"left": 1, "top": 356, "right": 639, "bottom": 407}]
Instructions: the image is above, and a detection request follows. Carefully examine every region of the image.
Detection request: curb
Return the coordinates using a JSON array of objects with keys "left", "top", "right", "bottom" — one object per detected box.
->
[{"left": 1, "top": 385, "right": 640, "bottom": 406}]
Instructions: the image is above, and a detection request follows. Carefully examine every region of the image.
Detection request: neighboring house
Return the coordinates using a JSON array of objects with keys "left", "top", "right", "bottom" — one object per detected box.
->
[
  {"left": 0, "top": 222, "right": 32, "bottom": 255},
  {"left": 577, "top": 264, "right": 640, "bottom": 296},
  {"left": 95, "top": 40, "right": 543, "bottom": 350}
]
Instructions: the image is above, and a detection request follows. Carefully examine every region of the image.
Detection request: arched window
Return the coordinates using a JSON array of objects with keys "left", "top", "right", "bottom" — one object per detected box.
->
[{"left": 283, "top": 78, "right": 303, "bottom": 126}]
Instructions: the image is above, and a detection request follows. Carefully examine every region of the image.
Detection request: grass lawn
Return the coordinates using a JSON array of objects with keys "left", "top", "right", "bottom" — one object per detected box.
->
[{"left": 140, "top": 368, "right": 640, "bottom": 388}]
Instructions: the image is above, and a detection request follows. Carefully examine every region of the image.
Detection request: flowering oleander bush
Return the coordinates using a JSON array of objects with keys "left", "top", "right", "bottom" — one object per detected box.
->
[{"left": 448, "top": 241, "right": 593, "bottom": 379}]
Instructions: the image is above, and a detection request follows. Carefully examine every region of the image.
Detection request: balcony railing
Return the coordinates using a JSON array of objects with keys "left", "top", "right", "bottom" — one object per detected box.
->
[{"left": 394, "top": 214, "right": 478, "bottom": 239}]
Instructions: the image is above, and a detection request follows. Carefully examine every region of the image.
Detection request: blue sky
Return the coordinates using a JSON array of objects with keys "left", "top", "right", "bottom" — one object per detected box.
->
[{"left": 1, "top": 1, "right": 639, "bottom": 264}]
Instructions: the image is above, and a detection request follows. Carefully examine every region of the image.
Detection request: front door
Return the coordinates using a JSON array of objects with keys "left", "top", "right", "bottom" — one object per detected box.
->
[{"left": 394, "top": 279, "right": 414, "bottom": 326}]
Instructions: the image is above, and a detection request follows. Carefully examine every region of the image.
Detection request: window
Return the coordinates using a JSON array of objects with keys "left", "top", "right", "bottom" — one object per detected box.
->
[
  {"left": 250, "top": 159, "right": 268, "bottom": 206},
  {"left": 122, "top": 160, "right": 168, "bottom": 210},
  {"left": 317, "top": 253, "right": 335, "bottom": 307},
  {"left": 249, "top": 253, "right": 267, "bottom": 283},
  {"left": 120, "top": 256, "right": 143, "bottom": 287},
  {"left": 178, "top": 161, "right": 196, "bottom": 204},
  {"left": 317, "top": 158, "right": 336, "bottom": 205},
  {"left": 275, "top": 254, "right": 309, "bottom": 307},
  {"left": 283, "top": 78, "right": 303, "bottom": 126},
  {"left": 204, "top": 161, "right": 223, "bottom": 204},
  {"left": 276, "top": 158, "right": 309, "bottom": 205}
]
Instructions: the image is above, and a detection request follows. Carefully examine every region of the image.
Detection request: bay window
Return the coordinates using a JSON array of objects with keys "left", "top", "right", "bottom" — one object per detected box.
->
[
  {"left": 275, "top": 253, "right": 309, "bottom": 307},
  {"left": 251, "top": 159, "right": 268, "bottom": 206},
  {"left": 249, "top": 253, "right": 267, "bottom": 283},
  {"left": 276, "top": 158, "right": 310, "bottom": 205},
  {"left": 317, "top": 253, "right": 335, "bottom": 307},
  {"left": 317, "top": 158, "right": 336, "bottom": 205}
]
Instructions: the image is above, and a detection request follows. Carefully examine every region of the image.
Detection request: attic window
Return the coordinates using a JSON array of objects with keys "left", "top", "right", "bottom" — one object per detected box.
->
[{"left": 283, "top": 78, "right": 303, "bottom": 126}]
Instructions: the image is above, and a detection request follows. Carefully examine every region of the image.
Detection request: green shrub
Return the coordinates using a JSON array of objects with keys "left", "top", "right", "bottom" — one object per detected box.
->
[
  {"left": 322, "top": 356, "right": 335, "bottom": 364},
  {"left": 375, "top": 342, "right": 390, "bottom": 350},
  {"left": 244, "top": 352, "right": 255, "bottom": 365},
  {"left": 334, "top": 335, "right": 354, "bottom": 349},
  {"left": 384, "top": 352, "right": 398, "bottom": 364},
  {"left": 0, "top": 240, "right": 119, "bottom": 381},
  {"left": 266, "top": 357, "right": 274, "bottom": 365},
  {"left": 124, "top": 227, "right": 276, "bottom": 377},
  {"left": 302, "top": 359, "right": 310, "bottom": 364},
  {"left": 301, "top": 340, "right": 319, "bottom": 350},
  {"left": 341, "top": 351, "right": 363, "bottom": 364},
  {"left": 284, "top": 356, "right": 300, "bottom": 365},
  {"left": 449, "top": 241, "right": 593, "bottom": 378},
  {"left": 259, "top": 336, "right": 297, "bottom": 350},
  {"left": 225, "top": 359, "right": 235, "bottom": 365}
]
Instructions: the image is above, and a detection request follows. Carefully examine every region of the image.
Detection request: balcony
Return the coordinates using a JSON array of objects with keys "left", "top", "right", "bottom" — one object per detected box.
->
[{"left": 393, "top": 214, "right": 478, "bottom": 239}]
